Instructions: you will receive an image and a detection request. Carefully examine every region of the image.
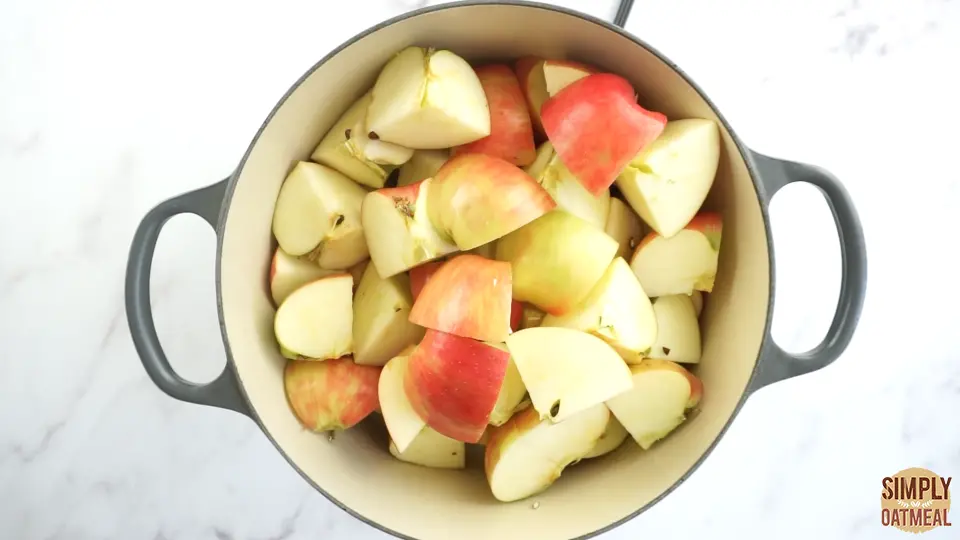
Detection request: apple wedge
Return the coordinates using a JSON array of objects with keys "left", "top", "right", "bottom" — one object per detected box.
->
[
  {"left": 616, "top": 118, "right": 721, "bottom": 237},
  {"left": 690, "top": 290, "right": 704, "bottom": 317},
  {"left": 361, "top": 178, "right": 458, "bottom": 278},
  {"left": 405, "top": 330, "right": 510, "bottom": 442},
  {"left": 452, "top": 64, "right": 536, "bottom": 166},
  {"left": 487, "top": 343, "right": 529, "bottom": 427},
  {"left": 630, "top": 212, "right": 722, "bottom": 297},
  {"left": 496, "top": 210, "right": 618, "bottom": 315},
  {"left": 428, "top": 153, "right": 555, "bottom": 250},
  {"left": 541, "top": 257, "right": 657, "bottom": 361},
  {"left": 311, "top": 92, "right": 413, "bottom": 189},
  {"left": 409, "top": 260, "right": 445, "bottom": 301},
  {"left": 347, "top": 259, "right": 369, "bottom": 291},
  {"left": 510, "top": 300, "right": 523, "bottom": 332},
  {"left": 505, "top": 327, "right": 633, "bottom": 423},
  {"left": 409, "top": 254, "right": 513, "bottom": 343},
  {"left": 274, "top": 274, "right": 353, "bottom": 360},
  {"left": 525, "top": 141, "right": 611, "bottom": 229},
  {"left": 485, "top": 404, "right": 609, "bottom": 502},
  {"left": 284, "top": 356, "right": 381, "bottom": 432},
  {"left": 272, "top": 161, "right": 369, "bottom": 269},
  {"left": 516, "top": 57, "right": 595, "bottom": 135},
  {"left": 582, "top": 415, "right": 629, "bottom": 459},
  {"left": 520, "top": 304, "right": 545, "bottom": 329},
  {"left": 353, "top": 263, "right": 424, "bottom": 366},
  {"left": 269, "top": 247, "right": 337, "bottom": 306},
  {"left": 647, "top": 295, "right": 702, "bottom": 364},
  {"left": 389, "top": 426, "right": 465, "bottom": 469},
  {"left": 397, "top": 149, "right": 449, "bottom": 187},
  {"left": 366, "top": 46, "right": 490, "bottom": 149},
  {"left": 605, "top": 197, "right": 645, "bottom": 259},
  {"left": 378, "top": 351, "right": 425, "bottom": 452},
  {"left": 541, "top": 73, "right": 666, "bottom": 195},
  {"left": 606, "top": 359, "right": 703, "bottom": 450},
  {"left": 467, "top": 241, "right": 497, "bottom": 259}
]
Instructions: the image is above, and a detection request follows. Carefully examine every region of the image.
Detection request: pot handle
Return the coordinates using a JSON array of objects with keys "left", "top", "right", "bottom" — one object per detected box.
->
[
  {"left": 613, "top": 0, "right": 635, "bottom": 27},
  {"left": 125, "top": 179, "right": 251, "bottom": 418},
  {"left": 747, "top": 151, "right": 867, "bottom": 393}
]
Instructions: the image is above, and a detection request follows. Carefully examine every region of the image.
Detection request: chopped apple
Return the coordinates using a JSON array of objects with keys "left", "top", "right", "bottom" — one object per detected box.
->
[
  {"left": 541, "top": 73, "right": 666, "bottom": 195},
  {"left": 496, "top": 211, "right": 618, "bottom": 315},
  {"left": 352, "top": 263, "right": 424, "bottom": 366},
  {"left": 311, "top": 92, "right": 413, "bottom": 189},
  {"left": 485, "top": 404, "right": 609, "bottom": 502},
  {"left": 409, "top": 254, "right": 513, "bottom": 342},
  {"left": 467, "top": 241, "right": 496, "bottom": 259},
  {"left": 616, "top": 119, "right": 720, "bottom": 237},
  {"left": 505, "top": 327, "right": 633, "bottom": 423},
  {"left": 269, "top": 247, "right": 337, "bottom": 306},
  {"left": 271, "top": 161, "right": 369, "bottom": 269},
  {"left": 408, "top": 260, "right": 445, "bottom": 301},
  {"left": 486, "top": 343, "right": 529, "bottom": 426},
  {"left": 629, "top": 212, "right": 722, "bottom": 297},
  {"left": 405, "top": 330, "right": 510, "bottom": 442},
  {"left": 525, "top": 141, "right": 611, "bottom": 229},
  {"left": 274, "top": 274, "right": 353, "bottom": 360},
  {"left": 378, "top": 352, "right": 425, "bottom": 452},
  {"left": 452, "top": 64, "right": 536, "bottom": 166},
  {"left": 647, "top": 295, "right": 702, "bottom": 364},
  {"left": 541, "top": 257, "right": 657, "bottom": 361},
  {"left": 284, "top": 356, "right": 381, "bottom": 432},
  {"left": 520, "top": 304, "right": 545, "bottom": 329},
  {"left": 366, "top": 46, "right": 490, "bottom": 149},
  {"left": 582, "top": 415, "right": 629, "bottom": 459},
  {"left": 428, "top": 153, "right": 555, "bottom": 250},
  {"left": 605, "top": 197, "right": 645, "bottom": 259},
  {"left": 606, "top": 359, "right": 703, "bottom": 450},
  {"left": 389, "top": 426, "right": 465, "bottom": 469},
  {"left": 690, "top": 290, "right": 704, "bottom": 317},
  {"left": 397, "top": 149, "right": 449, "bottom": 187},
  {"left": 361, "top": 178, "right": 458, "bottom": 278},
  {"left": 510, "top": 300, "right": 523, "bottom": 332},
  {"left": 516, "top": 57, "right": 596, "bottom": 135},
  {"left": 347, "top": 259, "right": 369, "bottom": 291}
]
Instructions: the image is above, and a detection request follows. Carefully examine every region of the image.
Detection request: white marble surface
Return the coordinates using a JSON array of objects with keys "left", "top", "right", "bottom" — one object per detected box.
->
[{"left": 1, "top": 0, "right": 958, "bottom": 538}]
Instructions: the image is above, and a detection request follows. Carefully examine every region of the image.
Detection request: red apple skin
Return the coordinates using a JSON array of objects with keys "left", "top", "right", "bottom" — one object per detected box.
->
[
  {"left": 404, "top": 330, "right": 510, "bottom": 443},
  {"left": 510, "top": 300, "right": 523, "bottom": 332},
  {"left": 430, "top": 154, "right": 556, "bottom": 249},
  {"left": 378, "top": 179, "right": 423, "bottom": 209},
  {"left": 409, "top": 260, "right": 445, "bottom": 301},
  {"left": 541, "top": 73, "right": 667, "bottom": 196},
  {"left": 514, "top": 56, "right": 543, "bottom": 131},
  {"left": 408, "top": 254, "right": 513, "bottom": 343},
  {"left": 634, "top": 211, "right": 723, "bottom": 253},
  {"left": 452, "top": 65, "right": 536, "bottom": 167},
  {"left": 283, "top": 357, "right": 382, "bottom": 431}
]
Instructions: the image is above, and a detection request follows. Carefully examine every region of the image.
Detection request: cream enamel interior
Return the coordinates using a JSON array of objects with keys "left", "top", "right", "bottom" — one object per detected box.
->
[{"left": 219, "top": 5, "right": 770, "bottom": 540}]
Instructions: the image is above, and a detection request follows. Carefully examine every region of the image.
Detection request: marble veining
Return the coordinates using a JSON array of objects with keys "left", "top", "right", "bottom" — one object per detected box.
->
[{"left": 1, "top": 0, "right": 958, "bottom": 538}]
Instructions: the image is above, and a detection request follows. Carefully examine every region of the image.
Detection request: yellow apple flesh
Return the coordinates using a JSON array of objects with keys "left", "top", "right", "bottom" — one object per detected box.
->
[
  {"left": 311, "top": 92, "right": 412, "bottom": 189},
  {"left": 366, "top": 46, "right": 490, "bottom": 149},
  {"left": 378, "top": 352, "right": 426, "bottom": 452},
  {"left": 486, "top": 343, "right": 529, "bottom": 426},
  {"left": 647, "top": 295, "right": 702, "bottom": 364},
  {"left": 274, "top": 274, "right": 353, "bottom": 360},
  {"left": 269, "top": 247, "right": 337, "bottom": 306},
  {"left": 361, "top": 178, "right": 458, "bottom": 278},
  {"left": 605, "top": 359, "right": 703, "bottom": 450},
  {"left": 390, "top": 427, "right": 465, "bottom": 469},
  {"left": 525, "top": 141, "right": 610, "bottom": 229},
  {"left": 541, "top": 257, "right": 657, "bottom": 362},
  {"left": 352, "top": 263, "right": 425, "bottom": 366},
  {"left": 582, "top": 414, "right": 629, "bottom": 459},
  {"left": 629, "top": 212, "right": 722, "bottom": 297},
  {"left": 271, "top": 161, "right": 369, "bottom": 269},
  {"left": 485, "top": 404, "right": 609, "bottom": 502},
  {"left": 690, "top": 290, "right": 704, "bottom": 317},
  {"left": 605, "top": 197, "right": 645, "bottom": 259},
  {"left": 616, "top": 118, "right": 720, "bottom": 237},
  {"left": 397, "top": 149, "right": 449, "bottom": 187},
  {"left": 505, "top": 327, "right": 633, "bottom": 423}
]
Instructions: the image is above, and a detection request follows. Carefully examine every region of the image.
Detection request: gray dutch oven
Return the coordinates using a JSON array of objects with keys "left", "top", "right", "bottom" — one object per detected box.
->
[{"left": 125, "top": 1, "right": 867, "bottom": 539}]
